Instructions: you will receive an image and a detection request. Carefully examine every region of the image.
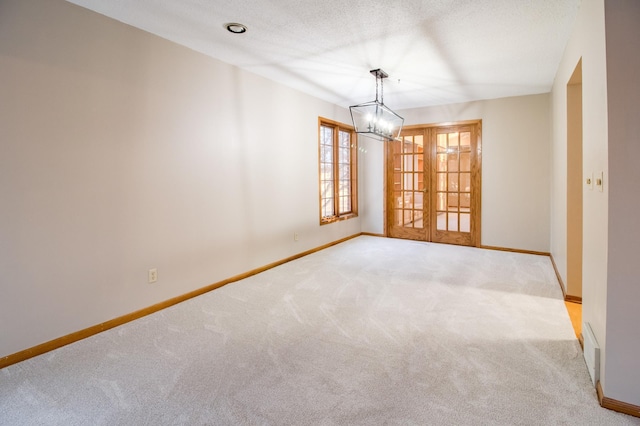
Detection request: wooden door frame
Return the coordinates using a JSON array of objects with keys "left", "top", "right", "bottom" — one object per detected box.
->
[{"left": 384, "top": 120, "right": 482, "bottom": 246}]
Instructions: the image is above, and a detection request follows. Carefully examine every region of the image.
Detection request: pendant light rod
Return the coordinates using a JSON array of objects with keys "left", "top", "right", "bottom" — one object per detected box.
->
[{"left": 370, "top": 68, "right": 388, "bottom": 104}]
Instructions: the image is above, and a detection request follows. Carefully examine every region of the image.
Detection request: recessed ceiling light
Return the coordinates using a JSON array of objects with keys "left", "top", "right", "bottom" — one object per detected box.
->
[{"left": 225, "top": 23, "right": 247, "bottom": 34}]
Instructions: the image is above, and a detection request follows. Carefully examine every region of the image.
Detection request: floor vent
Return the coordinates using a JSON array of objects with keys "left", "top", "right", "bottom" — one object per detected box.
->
[{"left": 582, "top": 322, "right": 600, "bottom": 385}]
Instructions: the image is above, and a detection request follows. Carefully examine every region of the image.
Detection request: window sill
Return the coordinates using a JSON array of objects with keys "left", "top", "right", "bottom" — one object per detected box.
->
[{"left": 320, "top": 213, "right": 358, "bottom": 225}]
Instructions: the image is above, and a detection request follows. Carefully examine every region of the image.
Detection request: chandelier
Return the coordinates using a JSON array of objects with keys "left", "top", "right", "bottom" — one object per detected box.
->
[{"left": 349, "top": 69, "right": 404, "bottom": 141}]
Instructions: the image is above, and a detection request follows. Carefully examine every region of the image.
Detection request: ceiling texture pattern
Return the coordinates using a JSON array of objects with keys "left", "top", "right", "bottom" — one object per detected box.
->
[{"left": 65, "top": 0, "right": 582, "bottom": 110}]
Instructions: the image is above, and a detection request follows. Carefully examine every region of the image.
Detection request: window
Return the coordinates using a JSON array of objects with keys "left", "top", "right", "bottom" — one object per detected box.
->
[{"left": 319, "top": 118, "right": 357, "bottom": 224}]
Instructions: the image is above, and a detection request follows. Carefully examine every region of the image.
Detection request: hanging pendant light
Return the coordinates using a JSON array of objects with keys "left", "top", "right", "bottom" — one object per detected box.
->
[{"left": 350, "top": 69, "right": 404, "bottom": 141}]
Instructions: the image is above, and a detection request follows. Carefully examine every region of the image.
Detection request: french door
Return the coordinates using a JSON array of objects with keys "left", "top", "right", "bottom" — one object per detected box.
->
[{"left": 386, "top": 122, "right": 481, "bottom": 246}]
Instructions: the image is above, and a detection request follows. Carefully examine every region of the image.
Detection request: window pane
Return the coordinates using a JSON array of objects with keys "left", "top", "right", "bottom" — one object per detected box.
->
[
  {"left": 460, "top": 173, "right": 470, "bottom": 192},
  {"left": 460, "top": 152, "right": 470, "bottom": 172},
  {"left": 414, "top": 191, "right": 424, "bottom": 208},
  {"left": 405, "top": 174, "right": 413, "bottom": 190},
  {"left": 321, "top": 163, "right": 333, "bottom": 180},
  {"left": 403, "top": 191, "right": 413, "bottom": 209},
  {"left": 437, "top": 154, "right": 447, "bottom": 171},
  {"left": 404, "top": 155, "right": 413, "bottom": 172},
  {"left": 437, "top": 173, "right": 447, "bottom": 191},
  {"left": 460, "top": 132, "right": 471, "bottom": 147},
  {"left": 339, "top": 196, "right": 351, "bottom": 214},
  {"left": 339, "top": 179, "right": 350, "bottom": 192},
  {"left": 340, "top": 164, "right": 350, "bottom": 180},
  {"left": 403, "top": 137, "right": 413, "bottom": 154},
  {"left": 460, "top": 193, "right": 471, "bottom": 210},
  {"left": 415, "top": 173, "right": 424, "bottom": 191},
  {"left": 448, "top": 193, "right": 459, "bottom": 211},
  {"left": 339, "top": 130, "right": 350, "bottom": 148},
  {"left": 448, "top": 213, "right": 459, "bottom": 231},
  {"left": 320, "top": 144, "right": 332, "bottom": 163},
  {"left": 460, "top": 213, "right": 470, "bottom": 232},
  {"left": 321, "top": 126, "right": 333, "bottom": 144},
  {"left": 322, "top": 182, "right": 333, "bottom": 198},
  {"left": 448, "top": 173, "right": 458, "bottom": 192},
  {"left": 448, "top": 153, "right": 459, "bottom": 172},
  {"left": 437, "top": 192, "right": 446, "bottom": 211},
  {"left": 404, "top": 210, "right": 412, "bottom": 226},
  {"left": 322, "top": 198, "right": 334, "bottom": 218},
  {"left": 339, "top": 148, "right": 350, "bottom": 163},
  {"left": 448, "top": 132, "right": 459, "bottom": 147},
  {"left": 414, "top": 154, "right": 423, "bottom": 171},
  {"left": 414, "top": 211, "right": 424, "bottom": 228}
]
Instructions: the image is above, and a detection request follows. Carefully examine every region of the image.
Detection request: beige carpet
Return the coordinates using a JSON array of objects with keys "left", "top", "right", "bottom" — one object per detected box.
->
[{"left": 1, "top": 236, "right": 638, "bottom": 425}]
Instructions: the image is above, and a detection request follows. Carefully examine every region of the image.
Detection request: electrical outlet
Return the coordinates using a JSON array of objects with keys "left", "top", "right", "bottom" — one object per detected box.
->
[
  {"left": 294, "top": 232, "right": 299, "bottom": 241},
  {"left": 148, "top": 268, "right": 158, "bottom": 283}
]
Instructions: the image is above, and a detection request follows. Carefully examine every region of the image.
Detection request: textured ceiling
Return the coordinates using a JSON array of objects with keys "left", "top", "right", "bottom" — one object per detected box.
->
[{"left": 65, "top": 0, "right": 581, "bottom": 110}]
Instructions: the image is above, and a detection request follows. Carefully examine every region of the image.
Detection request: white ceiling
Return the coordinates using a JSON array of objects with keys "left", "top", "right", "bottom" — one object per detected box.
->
[{"left": 65, "top": 0, "right": 581, "bottom": 110}]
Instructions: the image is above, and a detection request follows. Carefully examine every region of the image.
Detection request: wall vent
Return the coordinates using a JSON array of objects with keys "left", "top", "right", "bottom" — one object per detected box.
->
[{"left": 582, "top": 322, "right": 600, "bottom": 385}]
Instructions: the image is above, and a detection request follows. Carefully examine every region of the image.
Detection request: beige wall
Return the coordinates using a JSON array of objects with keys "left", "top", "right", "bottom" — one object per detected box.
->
[
  {"left": 0, "top": 0, "right": 359, "bottom": 358},
  {"left": 551, "top": 0, "right": 640, "bottom": 406},
  {"left": 603, "top": 0, "right": 640, "bottom": 405},
  {"left": 362, "top": 94, "right": 551, "bottom": 253},
  {"left": 551, "top": 0, "right": 609, "bottom": 375}
]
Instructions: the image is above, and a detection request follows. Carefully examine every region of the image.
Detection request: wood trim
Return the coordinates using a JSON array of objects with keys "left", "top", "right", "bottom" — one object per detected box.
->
[
  {"left": 578, "top": 333, "right": 584, "bottom": 349},
  {"left": 402, "top": 119, "right": 482, "bottom": 131},
  {"left": 318, "top": 116, "right": 354, "bottom": 129},
  {"left": 475, "top": 123, "right": 482, "bottom": 247},
  {"left": 361, "top": 232, "right": 385, "bottom": 237},
  {"left": 597, "top": 381, "right": 640, "bottom": 418},
  {"left": 549, "top": 254, "right": 582, "bottom": 303},
  {"left": 549, "top": 253, "right": 568, "bottom": 299},
  {"left": 318, "top": 117, "right": 358, "bottom": 226},
  {"left": 479, "top": 245, "right": 550, "bottom": 256},
  {"left": 564, "top": 295, "right": 582, "bottom": 304},
  {"left": 0, "top": 233, "right": 362, "bottom": 370}
]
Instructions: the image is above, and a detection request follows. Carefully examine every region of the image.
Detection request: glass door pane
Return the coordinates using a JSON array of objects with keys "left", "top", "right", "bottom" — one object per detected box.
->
[
  {"left": 431, "top": 127, "right": 478, "bottom": 246},
  {"left": 387, "top": 130, "right": 428, "bottom": 241}
]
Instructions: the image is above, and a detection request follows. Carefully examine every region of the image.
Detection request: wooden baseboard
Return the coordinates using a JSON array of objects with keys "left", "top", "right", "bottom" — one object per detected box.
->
[
  {"left": 564, "top": 294, "right": 582, "bottom": 304},
  {"left": 548, "top": 254, "right": 583, "bottom": 303},
  {"left": 578, "top": 333, "right": 584, "bottom": 349},
  {"left": 360, "top": 232, "right": 385, "bottom": 238},
  {"left": 549, "top": 253, "right": 567, "bottom": 299},
  {"left": 597, "top": 381, "right": 640, "bottom": 418},
  {"left": 0, "top": 233, "right": 362, "bottom": 370},
  {"left": 479, "top": 245, "right": 550, "bottom": 256}
]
